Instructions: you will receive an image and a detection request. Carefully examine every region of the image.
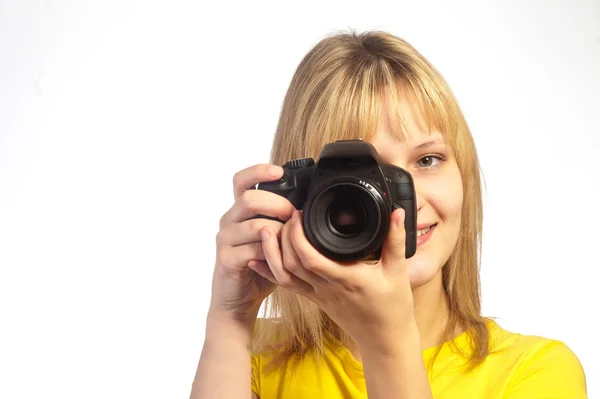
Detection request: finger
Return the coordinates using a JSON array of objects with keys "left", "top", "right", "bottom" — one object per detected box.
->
[
  {"left": 220, "top": 189, "right": 295, "bottom": 229},
  {"left": 233, "top": 164, "right": 283, "bottom": 199},
  {"left": 217, "top": 242, "right": 265, "bottom": 270},
  {"left": 380, "top": 207, "right": 407, "bottom": 268},
  {"left": 217, "top": 218, "right": 285, "bottom": 247},
  {"left": 281, "top": 217, "right": 328, "bottom": 287},
  {"left": 248, "top": 260, "right": 278, "bottom": 285},
  {"left": 260, "top": 227, "right": 315, "bottom": 296},
  {"left": 289, "top": 210, "right": 351, "bottom": 284}
]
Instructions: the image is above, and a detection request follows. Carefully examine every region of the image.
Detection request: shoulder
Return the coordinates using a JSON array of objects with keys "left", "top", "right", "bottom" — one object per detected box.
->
[
  {"left": 488, "top": 320, "right": 583, "bottom": 368},
  {"left": 488, "top": 321, "right": 587, "bottom": 398}
]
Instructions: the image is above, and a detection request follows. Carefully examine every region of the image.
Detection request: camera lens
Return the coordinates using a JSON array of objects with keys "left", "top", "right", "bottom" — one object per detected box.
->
[
  {"left": 327, "top": 200, "right": 367, "bottom": 237},
  {"left": 303, "top": 177, "right": 390, "bottom": 261}
]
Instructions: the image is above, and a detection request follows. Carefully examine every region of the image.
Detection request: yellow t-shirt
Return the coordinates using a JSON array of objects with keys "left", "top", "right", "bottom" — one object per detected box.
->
[{"left": 251, "top": 320, "right": 586, "bottom": 398}]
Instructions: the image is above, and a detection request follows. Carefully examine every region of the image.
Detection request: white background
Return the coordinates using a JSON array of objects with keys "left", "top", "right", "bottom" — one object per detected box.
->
[{"left": 1, "top": 0, "right": 598, "bottom": 397}]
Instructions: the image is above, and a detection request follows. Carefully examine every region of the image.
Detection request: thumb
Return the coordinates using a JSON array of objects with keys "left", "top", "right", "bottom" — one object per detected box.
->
[{"left": 380, "top": 207, "right": 407, "bottom": 267}]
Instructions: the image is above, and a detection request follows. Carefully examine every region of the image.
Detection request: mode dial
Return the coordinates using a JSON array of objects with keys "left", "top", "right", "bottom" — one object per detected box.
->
[{"left": 283, "top": 158, "right": 315, "bottom": 170}]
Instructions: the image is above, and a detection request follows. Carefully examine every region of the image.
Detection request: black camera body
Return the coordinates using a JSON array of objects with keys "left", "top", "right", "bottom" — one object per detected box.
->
[{"left": 257, "top": 139, "right": 417, "bottom": 262}]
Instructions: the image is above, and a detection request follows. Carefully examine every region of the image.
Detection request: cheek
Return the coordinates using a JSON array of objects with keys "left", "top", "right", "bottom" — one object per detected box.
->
[
  {"left": 407, "top": 169, "right": 463, "bottom": 288},
  {"left": 427, "top": 170, "right": 463, "bottom": 222}
]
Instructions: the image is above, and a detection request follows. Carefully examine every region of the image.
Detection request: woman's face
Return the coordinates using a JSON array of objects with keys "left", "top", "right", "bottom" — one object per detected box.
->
[{"left": 370, "top": 103, "right": 464, "bottom": 289}]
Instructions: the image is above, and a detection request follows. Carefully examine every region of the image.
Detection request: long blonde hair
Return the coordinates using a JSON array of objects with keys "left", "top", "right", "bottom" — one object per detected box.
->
[{"left": 252, "top": 29, "right": 490, "bottom": 372}]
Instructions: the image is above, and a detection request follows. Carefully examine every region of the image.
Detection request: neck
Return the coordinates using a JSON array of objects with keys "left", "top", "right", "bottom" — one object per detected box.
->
[{"left": 410, "top": 269, "right": 451, "bottom": 351}]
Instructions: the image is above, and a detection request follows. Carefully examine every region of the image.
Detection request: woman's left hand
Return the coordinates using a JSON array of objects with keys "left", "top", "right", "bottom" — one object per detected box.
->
[{"left": 248, "top": 208, "right": 418, "bottom": 356}]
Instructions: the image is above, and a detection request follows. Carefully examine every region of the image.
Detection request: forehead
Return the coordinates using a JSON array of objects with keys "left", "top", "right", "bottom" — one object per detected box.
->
[{"left": 373, "top": 92, "right": 447, "bottom": 146}]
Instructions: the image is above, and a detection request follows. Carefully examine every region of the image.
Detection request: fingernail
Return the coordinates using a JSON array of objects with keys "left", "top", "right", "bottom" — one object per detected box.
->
[
  {"left": 269, "top": 165, "right": 282, "bottom": 177},
  {"left": 396, "top": 208, "right": 405, "bottom": 228},
  {"left": 260, "top": 229, "right": 270, "bottom": 241}
]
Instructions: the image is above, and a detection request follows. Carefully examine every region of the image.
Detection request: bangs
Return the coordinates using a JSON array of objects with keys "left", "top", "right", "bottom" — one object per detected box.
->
[
  {"left": 373, "top": 77, "right": 458, "bottom": 145},
  {"left": 307, "top": 60, "right": 459, "bottom": 155}
]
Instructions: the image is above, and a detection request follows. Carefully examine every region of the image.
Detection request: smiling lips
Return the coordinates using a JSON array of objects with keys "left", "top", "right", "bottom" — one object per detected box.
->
[{"left": 416, "top": 224, "right": 436, "bottom": 246}]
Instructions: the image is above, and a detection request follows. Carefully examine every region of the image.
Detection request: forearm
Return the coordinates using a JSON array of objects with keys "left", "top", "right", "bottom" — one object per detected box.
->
[
  {"left": 360, "top": 321, "right": 433, "bottom": 399},
  {"left": 190, "top": 309, "right": 257, "bottom": 399}
]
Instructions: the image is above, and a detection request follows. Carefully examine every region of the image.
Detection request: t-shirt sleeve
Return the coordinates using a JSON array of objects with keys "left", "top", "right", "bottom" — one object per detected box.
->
[
  {"left": 504, "top": 340, "right": 587, "bottom": 398},
  {"left": 251, "top": 353, "right": 260, "bottom": 396}
]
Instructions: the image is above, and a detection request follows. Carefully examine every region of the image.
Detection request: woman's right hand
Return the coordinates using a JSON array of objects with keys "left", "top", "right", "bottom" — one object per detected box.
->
[{"left": 208, "top": 163, "right": 295, "bottom": 326}]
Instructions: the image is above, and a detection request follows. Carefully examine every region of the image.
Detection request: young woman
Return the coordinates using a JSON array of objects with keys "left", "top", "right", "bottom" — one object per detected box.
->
[{"left": 191, "top": 30, "right": 587, "bottom": 398}]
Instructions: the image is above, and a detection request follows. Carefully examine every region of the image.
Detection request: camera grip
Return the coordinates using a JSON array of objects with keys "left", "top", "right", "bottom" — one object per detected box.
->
[
  {"left": 394, "top": 199, "right": 417, "bottom": 259},
  {"left": 250, "top": 169, "right": 301, "bottom": 223}
]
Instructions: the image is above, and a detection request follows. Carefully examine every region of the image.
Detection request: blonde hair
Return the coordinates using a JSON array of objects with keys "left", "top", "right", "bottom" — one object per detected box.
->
[{"left": 252, "top": 29, "right": 491, "bottom": 372}]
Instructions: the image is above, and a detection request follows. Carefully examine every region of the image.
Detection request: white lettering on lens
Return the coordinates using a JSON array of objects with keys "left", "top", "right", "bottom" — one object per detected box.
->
[{"left": 359, "top": 180, "right": 376, "bottom": 194}]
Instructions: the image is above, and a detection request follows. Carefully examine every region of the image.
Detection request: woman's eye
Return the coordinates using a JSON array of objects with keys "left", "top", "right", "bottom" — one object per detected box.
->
[{"left": 417, "top": 154, "right": 445, "bottom": 169}]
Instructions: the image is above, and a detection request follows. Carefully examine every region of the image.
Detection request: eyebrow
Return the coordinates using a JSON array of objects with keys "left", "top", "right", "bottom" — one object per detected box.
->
[{"left": 413, "top": 139, "right": 446, "bottom": 150}]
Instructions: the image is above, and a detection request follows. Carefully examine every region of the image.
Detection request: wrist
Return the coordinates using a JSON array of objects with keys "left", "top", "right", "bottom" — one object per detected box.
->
[
  {"left": 205, "top": 306, "right": 260, "bottom": 348},
  {"left": 359, "top": 319, "right": 433, "bottom": 399}
]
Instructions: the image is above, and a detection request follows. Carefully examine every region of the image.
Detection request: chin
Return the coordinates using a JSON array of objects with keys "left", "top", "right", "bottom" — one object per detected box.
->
[{"left": 406, "top": 254, "right": 444, "bottom": 290}]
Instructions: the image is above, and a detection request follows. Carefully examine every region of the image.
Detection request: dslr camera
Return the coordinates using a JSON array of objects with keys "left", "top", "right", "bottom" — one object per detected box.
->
[{"left": 257, "top": 139, "right": 417, "bottom": 262}]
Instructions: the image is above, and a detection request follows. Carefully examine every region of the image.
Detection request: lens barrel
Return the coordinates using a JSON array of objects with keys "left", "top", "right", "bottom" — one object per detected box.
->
[{"left": 303, "top": 176, "right": 390, "bottom": 261}]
